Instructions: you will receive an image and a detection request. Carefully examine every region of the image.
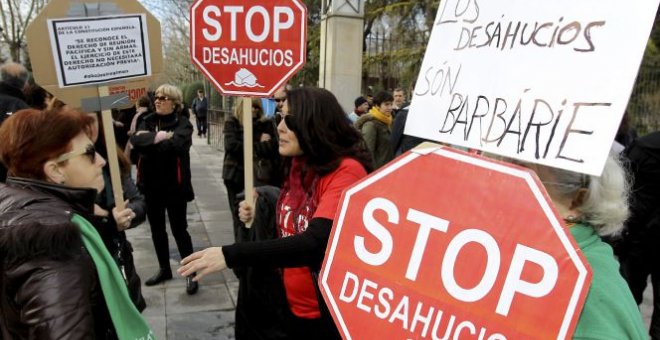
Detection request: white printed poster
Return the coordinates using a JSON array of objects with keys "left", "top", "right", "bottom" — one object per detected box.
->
[
  {"left": 406, "top": 0, "right": 660, "bottom": 175},
  {"left": 48, "top": 14, "right": 151, "bottom": 87}
]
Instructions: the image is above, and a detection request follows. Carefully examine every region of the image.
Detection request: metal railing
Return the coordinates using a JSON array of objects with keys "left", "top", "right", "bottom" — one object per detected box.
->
[{"left": 207, "top": 109, "right": 231, "bottom": 150}]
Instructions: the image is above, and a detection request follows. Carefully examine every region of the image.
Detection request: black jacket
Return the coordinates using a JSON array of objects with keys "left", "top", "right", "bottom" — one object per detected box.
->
[
  {"left": 130, "top": 112, "right": 194, "bottom": 201},
  {"left": 222, "top": 116, "right": 281, "bottom": 187},
  {"left": 390, "top": 106, "right": 430, "bottom": 156},
  {"left": 0, "top": 83, "right": 28, "bottom": 183},
  {"left": 0, "top": 83, "right": 28, "bottom": 125},
  {"left": 0, "top": 178, "right": 116, "bottom": 339},
  {"left": 90, "top": 169, "right": 147, "bottom": 311},
  {"left": 623, "top": 131, "right": 660, "bottom": 239}
]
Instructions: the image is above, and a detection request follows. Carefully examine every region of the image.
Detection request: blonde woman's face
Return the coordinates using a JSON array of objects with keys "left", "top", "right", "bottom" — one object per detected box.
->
[{"left": 154, "top": 92, "right": 175, "bottom": 115}]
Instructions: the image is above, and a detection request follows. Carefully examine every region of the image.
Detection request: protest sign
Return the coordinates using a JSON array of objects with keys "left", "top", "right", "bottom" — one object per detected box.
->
[{"left": 406, "top": 0, "right": 660, "bottom": 175}]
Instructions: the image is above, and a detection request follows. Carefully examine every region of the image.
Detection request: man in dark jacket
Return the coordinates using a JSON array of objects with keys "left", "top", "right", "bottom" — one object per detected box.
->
[
  {"left": 618, "top": 131, "right": 660, "bottom": 339},
  {"left": 191, "top": 89, "right": 208, "bottom": 137},
  {"left": 0, "top": 62, "right": 29, "bottom": 183}
]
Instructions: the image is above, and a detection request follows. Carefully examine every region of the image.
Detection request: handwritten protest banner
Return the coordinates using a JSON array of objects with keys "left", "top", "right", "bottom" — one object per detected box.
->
[
  {"left": 406, "top": 0, "right": 660, "bottom": 175},
  {"left": 47, "top": 14, "right": 151, "bottom": 87}
]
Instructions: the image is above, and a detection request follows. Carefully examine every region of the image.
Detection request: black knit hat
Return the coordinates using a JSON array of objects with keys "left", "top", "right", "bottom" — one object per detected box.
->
[{"left": 354, "top": 96, "right": 368, "bottom": 108}]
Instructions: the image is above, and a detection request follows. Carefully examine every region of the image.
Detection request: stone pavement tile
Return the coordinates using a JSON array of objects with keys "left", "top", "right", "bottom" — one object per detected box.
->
[
  {"left": 165, "top": 283, "right": 235, "bottom": 314},
  {"left": 227, "top": 280, "right": 239, "bottom": 306},
  {"left": 167, "top": 311, "right": 235, "bottom": 340},
  {"left": 142, "top": 286, "right": 165, "bottom": 317},
  {"left": 144, "top": 315, "right": 167, "bottom": 340}
]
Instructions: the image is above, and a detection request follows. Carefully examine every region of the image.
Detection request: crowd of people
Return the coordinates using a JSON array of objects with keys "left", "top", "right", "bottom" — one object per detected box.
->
[{"left": 0, "top": 57, "right": 658, "bottom": 340}]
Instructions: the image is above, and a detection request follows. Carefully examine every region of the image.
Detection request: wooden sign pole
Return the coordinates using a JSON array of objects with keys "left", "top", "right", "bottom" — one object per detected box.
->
[
  {"left": 243, "top": 97, "right": 255, "bottom": 228},
  {"left": 99, "top": 86, "right": 125, "bottom": 210}
]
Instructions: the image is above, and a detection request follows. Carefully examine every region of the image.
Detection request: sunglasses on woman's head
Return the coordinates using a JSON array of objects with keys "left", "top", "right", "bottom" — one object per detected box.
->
[
  {"left": 55, "top": 144, "right": 96, "bottom": 164},
  {"left": 275, "top": 112, "right": 295, "bottom": 129},
  {"left": 154, "top": 96, "right": 170, "bottom": 101}
]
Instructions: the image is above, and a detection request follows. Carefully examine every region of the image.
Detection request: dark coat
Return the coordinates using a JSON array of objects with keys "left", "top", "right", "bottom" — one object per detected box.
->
[
  {"left": 130, "top": 112, "right": 194, "bottom": 201},
  {"left": 0, "top": 178, "right": 116, "bottom": 340},
  {"left": 390, "top": 107, "right": 430, "bottom": 156},
  {"left": 90, "top": 169, "right": 147, "bottom": 311},
  {"left": 0, "top": 83, "right": 28, "bottom": 125},
  {"left": 235, "top": 186, "right": 289, "bottom": 340},
  {"left": 622, "top": 131, "right": 660, "bottom": 241},
  {"left": 0, "top": 83, "right": 28, "bottom": 183},
  {"left": 222, "top": 116, "right": 281, "bottom": 187}
]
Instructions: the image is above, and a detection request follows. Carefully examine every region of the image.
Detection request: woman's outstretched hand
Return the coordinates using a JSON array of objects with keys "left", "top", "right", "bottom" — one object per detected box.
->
[{"left": 178, "top": 247, "right": 226, "bottom": 281}]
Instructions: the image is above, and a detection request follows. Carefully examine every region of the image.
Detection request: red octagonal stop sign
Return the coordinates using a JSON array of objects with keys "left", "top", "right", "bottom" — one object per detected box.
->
[
  {"left": 320, "top": 146, "right": 592, "bottom": 340},
  {"left": 190, "top": 0, "right": 306, "bottom": 97}
]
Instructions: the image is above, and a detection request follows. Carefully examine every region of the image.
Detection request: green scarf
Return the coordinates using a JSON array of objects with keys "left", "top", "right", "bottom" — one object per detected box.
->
[
  {"left": 72, "top": 214, "right": 154, "bottom": 340},
  {"left": 369, "top": 106, "right": 393, "bottom": 126}
]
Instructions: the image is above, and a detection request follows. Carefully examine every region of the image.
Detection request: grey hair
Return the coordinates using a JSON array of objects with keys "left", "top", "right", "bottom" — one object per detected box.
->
[
  {"left": 542, "top": 155, "right": 631, "bottom": 236},
  {"left": 0, "top": 62, "right": 29, "bottom": 90}
]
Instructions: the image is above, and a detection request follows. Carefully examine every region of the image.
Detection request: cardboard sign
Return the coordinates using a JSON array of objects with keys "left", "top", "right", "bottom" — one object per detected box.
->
[
  {"left": 47, "top": 15, "right": 151, "bottom": 87},
  {"left": 26, "top": 0, "right": 162, "bottom": 111},
  {"left": 320, "top": 144, "right": 592, "bottom": 340},
  {"left": 405, "top": 0, "right": 660, "bottom": 175}
]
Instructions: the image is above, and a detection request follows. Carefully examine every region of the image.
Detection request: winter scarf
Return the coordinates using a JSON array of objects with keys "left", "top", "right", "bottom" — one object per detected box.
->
[
  {"left": 369, "top": 106, "right": 392, "bottom": 127},
  {"left": 72, "top": 214, "right": 154, "bottom": 340}
]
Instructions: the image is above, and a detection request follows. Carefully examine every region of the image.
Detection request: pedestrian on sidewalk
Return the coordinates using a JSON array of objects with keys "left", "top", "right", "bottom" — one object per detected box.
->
[
  {"left": 130, "top": 84, "right": 199, "bottom": 295},
  {"left": 179, "top": 87, "right": 373, "bottom": 339},
  {"left": 0, "top": 107, "right": 153, "bottom": 339},
  {"left": 191, "top": 89, "right": 208, "bottom": 138}
]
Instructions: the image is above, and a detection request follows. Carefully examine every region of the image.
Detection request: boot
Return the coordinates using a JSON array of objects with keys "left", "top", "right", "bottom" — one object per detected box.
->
[{"left": 145, "top": 268, "right": 172, "bottom": 286}]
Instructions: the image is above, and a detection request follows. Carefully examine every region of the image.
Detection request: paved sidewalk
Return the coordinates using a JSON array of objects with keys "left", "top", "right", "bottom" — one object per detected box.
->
[
  {"left": 128, "top": 134, "right": 654, "bottom": 339},
  {"left": 127, "top": 135, "right": 238, "bottom": 339}
]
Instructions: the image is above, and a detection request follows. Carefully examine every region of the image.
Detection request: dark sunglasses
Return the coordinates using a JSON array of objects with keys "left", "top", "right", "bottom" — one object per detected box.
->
[
  {"left": 55, "top": 144, "right": 96, "bottom": 164},
  {"left": 154, "top": 96, "right": 171, "bottom": 101},
  {"left": 273, "top": 97, "right": 286, "bottom": 103},
  {"left": 275, "top": 112, "right": 295, "bottom": 129}
]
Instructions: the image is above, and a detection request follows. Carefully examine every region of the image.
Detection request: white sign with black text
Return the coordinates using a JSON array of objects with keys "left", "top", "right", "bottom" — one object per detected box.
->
[
  {"left": 48, "top": 14, "right": 151, "bottom": 87},
  {"left": 406, "top": 0, "right": 659, "bottom": 175}
]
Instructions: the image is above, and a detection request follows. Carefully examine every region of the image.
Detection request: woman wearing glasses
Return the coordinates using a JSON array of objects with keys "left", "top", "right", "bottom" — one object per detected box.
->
[
  {"left": 222, "top": 97, "right": 280, "bottom": 246},
  {"left": 0, "top": 108, "right": 153, "bottom": 339},
  {"left": 130, "top": 84, "right": 198, "bottom": 294},
  {"left": 180, "top": 87, "right": 372, "bottom": 339}
]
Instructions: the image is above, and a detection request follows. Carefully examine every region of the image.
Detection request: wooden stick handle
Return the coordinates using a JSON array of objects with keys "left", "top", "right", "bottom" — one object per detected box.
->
[
  {"left": 99, "top": 86, "right": 125, "bottom": 211},
  {"left": 243, "top": 98, "right": 255, "bottom": 228}
]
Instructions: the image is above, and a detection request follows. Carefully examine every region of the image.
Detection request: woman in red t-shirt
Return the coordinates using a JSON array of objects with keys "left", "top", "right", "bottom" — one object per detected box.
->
[{"left": 179, "top": 87, "right": 373, "bottom": 339}]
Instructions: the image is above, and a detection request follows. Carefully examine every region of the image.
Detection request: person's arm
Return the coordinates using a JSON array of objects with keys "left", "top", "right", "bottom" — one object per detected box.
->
[
  {"left": 122, "top": 173, "right": 146, "bottom": 227},
  {"left": 223, "top": 218, "right": 332, "bottom": 268},
  {"left": 361, "top": 121, "right": 378, "bottom": 157},
  {"left": 16, "top": 260, "right": 96, "bottom": 339},
  {"left": 130, "top": 117, "right": 193, "bottom": 155}
]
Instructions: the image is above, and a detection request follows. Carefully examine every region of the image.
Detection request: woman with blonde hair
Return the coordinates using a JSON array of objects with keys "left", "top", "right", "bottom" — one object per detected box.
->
[{"left": 130, "top": 84, "right": 197, "bottom": 294}]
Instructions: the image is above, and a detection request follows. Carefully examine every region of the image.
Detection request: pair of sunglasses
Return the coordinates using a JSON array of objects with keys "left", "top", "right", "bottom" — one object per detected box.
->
[
  {"left": 154, "top": 96, "right": 171, "bottom": 101},
  {"left": 273, "top": 97, "right": 286, "bottom": 103},
  {"left": 275, "top": 112, "right": 295, "bottom": 129},
  {"left": 55, "top": 144, "right": 96, "bottom": 164}
]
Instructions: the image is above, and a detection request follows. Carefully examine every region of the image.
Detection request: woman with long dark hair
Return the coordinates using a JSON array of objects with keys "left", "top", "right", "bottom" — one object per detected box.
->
[{"left": 179, "top": 87, "right": 372, "bottom": 339}]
